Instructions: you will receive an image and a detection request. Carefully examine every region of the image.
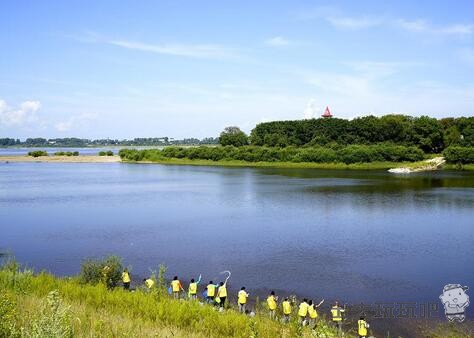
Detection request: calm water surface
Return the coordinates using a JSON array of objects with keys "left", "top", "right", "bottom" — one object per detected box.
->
[{"left": 1, "top": 162, "right": 473, "bottom": 307}]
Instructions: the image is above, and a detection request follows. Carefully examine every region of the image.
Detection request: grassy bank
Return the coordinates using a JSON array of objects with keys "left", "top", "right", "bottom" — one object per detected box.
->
[
  {"left": 123, "top": 157, "right": 435, "bottom": 170},
  {"left": 444, "top": 163, "right": 474, "bottom": 171},
  {"left": 0, "top": 263, "right": 344, "bottom": 338}
]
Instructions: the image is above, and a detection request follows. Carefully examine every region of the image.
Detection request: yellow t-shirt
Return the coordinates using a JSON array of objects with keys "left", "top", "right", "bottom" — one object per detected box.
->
[
  {"left": 218, "top": 285, "right": 227, "bottom": 298},
  {"left": 171, "top": 280, "right": 181, "bottom": 292},
  {"left": 145, "top": 279, "right": 154, "bottom": 289},
  {"left": 189, "top": 282, "right": 197, "bottom": 295},
  {"left": 267, "top": 295, "right": 277, "bottom": 310},
  {"left": 282, "top": 301, "right": 291, "bottom": 315},
  {"left": 207, "top": 284, "right": 215, "bottom": 297},
  {"left": 298, "top": 302, "right": 308, "bottom": 317},
  {"left": 122, "top": 272, "right": 130, "bottom": 283},
  {"left": 308, "top": 304, "right": 318, "bottom": 318},
  {"left": 238, "top": 290, "right": 248, "bottom": 304},
  {"left": 358, "top": 320, "right": 368, "bottom": 335},
  {"left": 331, "top": 306, "right": 344, "bottom": 321}
]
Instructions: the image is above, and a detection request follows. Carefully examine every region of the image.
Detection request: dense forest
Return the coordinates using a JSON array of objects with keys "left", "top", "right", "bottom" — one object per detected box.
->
[
  {"left": 0, "top": 137, "right": 219, "bottom": 147},
  {"left": 250, "top": 115, "right": 474, "bottom": 153}
]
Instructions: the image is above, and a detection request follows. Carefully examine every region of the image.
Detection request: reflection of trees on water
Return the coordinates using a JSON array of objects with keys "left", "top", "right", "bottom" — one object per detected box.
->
[{"left": 251, "top": 168, "right": 474, "bottom": 209}]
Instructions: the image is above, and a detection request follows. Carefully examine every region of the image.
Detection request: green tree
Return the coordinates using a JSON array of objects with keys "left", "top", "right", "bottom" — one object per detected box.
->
[
  {"left": 219, "top": 126, "right": 249, "bottom": 147},
  {"left": 409, "top": 116, "right": 444, "bottom": 153},
  {"left": 444, "top": 126, "right": 461, "bottom": 147}
]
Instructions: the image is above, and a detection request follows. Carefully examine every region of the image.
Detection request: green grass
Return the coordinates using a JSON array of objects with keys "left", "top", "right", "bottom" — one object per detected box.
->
[
  {"left": 0, "top": 266, "right": 345, "bottom": 338},
  {"left": 444, "top": 163, "right": 474, "bottom": 171},
  {"left": 123, "top": 157, "right": 435, "bottom": 170}
]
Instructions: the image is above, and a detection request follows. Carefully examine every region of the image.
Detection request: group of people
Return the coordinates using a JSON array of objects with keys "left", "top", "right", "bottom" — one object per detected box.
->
[{"left": 121, "top": 269, "right": 370, "bottom": 338}]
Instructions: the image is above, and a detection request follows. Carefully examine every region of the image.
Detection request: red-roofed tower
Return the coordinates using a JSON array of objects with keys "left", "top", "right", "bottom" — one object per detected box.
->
[{"left": 322, "top": 106, "right": 333, "bottom": 118}]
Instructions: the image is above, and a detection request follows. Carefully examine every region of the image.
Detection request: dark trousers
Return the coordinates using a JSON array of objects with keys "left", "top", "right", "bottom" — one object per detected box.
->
[{"left": 123, "top": 282, "right": 130, "bottom": 290}]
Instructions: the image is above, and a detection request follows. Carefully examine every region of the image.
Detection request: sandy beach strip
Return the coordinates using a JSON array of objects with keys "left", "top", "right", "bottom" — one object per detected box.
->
[{"left": 0, "top": 155, "right": 122, "bottom": 163}]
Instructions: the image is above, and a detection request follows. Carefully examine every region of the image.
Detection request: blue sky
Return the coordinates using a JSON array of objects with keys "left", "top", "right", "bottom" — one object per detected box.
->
[{"left": 1, "top": 1, "right": 473, "bottom": 139}]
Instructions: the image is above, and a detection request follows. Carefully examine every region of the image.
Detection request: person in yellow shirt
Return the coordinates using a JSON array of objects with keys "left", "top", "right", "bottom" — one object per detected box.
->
[
  {"left": 143, "top": 277, "right": 154, "bottom": 290},
  {"left": 206, "top": 281, "right": 217, "bottom": 304},
  {"left": 188, "top": 274, "right": 201, "bottom": 300},
  {"left": 267, "top": 291, "right": 278, "bottom": 319},
  {"left": 237, "top": 287, "right": 249, "bottom": 313},
  {"left": 331, "top": 301, "right": 345, "bottom": 333},
  {"left": 298, "top": 298, "right": 309, "bottom": 325},
  {"left": 307, "top": 299, "right": 324, "bottom": 328},
  {"left": 121, "top": 268, "right": 131, "bottom": 290},
  {"left": 217, "top": 281, "right": 228, "bottom": 309},
  {"left": 282, "top": 297, "right": 292, "bottom": 323},
  {"left": 170, "top": 276, "right": 183, "bottom": 299},
  {"left": 357, "top": 315, "right": 369, "bottom": 338}
]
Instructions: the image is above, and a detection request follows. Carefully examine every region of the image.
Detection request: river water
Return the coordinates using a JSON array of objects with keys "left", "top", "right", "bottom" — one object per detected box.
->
[{"left": 1, "top": 161, "right": 473, "bottom": 310}]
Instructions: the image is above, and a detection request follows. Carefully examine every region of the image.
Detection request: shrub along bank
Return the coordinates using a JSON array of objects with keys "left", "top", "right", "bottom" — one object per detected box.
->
[
  {"left": 443, "top": 146, "right": 474, "bottom": 164},
  {"left": 119, "top": 144, "right": 425, "bottom": 165},
  {"left": 27, "top": 150, "right": 48, "bottom": 157}
]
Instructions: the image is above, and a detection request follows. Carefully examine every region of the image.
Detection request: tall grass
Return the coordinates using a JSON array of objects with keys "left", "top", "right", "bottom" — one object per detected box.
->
[{"left": 0, "top": 262, "right": 345, "bottom": 337}]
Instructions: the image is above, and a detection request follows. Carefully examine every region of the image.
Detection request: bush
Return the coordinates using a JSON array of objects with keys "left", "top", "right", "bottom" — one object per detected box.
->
[
  {"left": 79, "top": 256, "right": 123, "bottom": 289},
  {"left": 99, "top": 150, "right": 114, "bottom": 156},
  {"left": 293, "top": 147, "right": 337, "bottom": 163},
  {"left": 119, "top": 144, "right": 425, "bottom": 164},
  {"left": 0, "top": 292, "right": 19, "bottom": 337},
  {"left": 30, "top": 290, "right": 73, "bottom": 338},
  {"left": 28, "top": 150, "right": 48, "bottom": 157},
  {"left": 443, "top": 146, "right": 474, "bottom": 164},
  {"left": 54, "top": 151, "right": 79, "bottom": 156}
]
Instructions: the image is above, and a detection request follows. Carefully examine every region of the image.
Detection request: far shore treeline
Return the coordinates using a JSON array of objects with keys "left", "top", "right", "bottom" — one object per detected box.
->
[
  {"left": 0, "top": 136, "right": 219, "bottom": 147},
  {"left": 118, "top": 114, "right": 474, "bottom": 165},
  {"left": 249, "top": 115, "right": 473, "bottom": 152}
]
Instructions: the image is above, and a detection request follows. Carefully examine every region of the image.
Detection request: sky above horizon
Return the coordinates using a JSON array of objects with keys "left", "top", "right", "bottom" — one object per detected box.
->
[{"left": 1, "top": 1, "right": 474, "bottom": 139}]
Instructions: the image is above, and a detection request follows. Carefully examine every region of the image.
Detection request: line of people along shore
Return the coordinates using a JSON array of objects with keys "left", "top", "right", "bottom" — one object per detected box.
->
[{"left": 121, "top": 269, "right": 371, "bottom": 338}]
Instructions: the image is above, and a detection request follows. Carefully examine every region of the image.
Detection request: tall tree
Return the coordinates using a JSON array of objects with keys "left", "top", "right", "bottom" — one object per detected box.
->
[{"left": 219, "top": 126, "right": 249, "bottom": 147}]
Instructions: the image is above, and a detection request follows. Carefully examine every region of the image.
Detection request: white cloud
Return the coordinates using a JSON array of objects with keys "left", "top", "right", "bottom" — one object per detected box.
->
[
  {"left": 394, "top": 19, "right": 428, "bottom": 32},
  {"left": 68, "top": 31, "right": 243, "bottom": 60},
  {"left": 440, "top": 24, "right": 474, "bottom": 35},
  {"left": 327, "top": 16, "right": 381, "bottom": 29},
  {"left": 108, "top": 40, "right": 238, "bottom": 60},
  {"left": 264, "top": 36, "right": 290, "bottom": 47},
  {"left": 395, "top": 19, "right": 474, "bottom": 36},
  {"left": 302, "top": 8, "right": 474, "bottom": 36},
  {"left": 55, "top": 113, "right": 97, "bottom": 132},
  {"left": 302, "top": 98, "right": 319, "bottom": 119},
  {"left": 55, "top": 120, "right": 73, "bottom": 132},
  {"left": 0, "top": 99, "right": 41, "bottom": 127}
]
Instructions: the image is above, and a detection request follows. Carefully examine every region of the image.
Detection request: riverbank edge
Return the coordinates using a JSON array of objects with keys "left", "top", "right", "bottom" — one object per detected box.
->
[
  {"left": 1, "top": 267, "right": 469, "bottom": 338},
  {"left": 0, "top": 267, "right": 345, "bottom": 338},
  {"left": 123, "top": 157, "right": 474, "bottom": 171},
  {"left": 2, "top": 155, "right": 473, "bottom": 170}
]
